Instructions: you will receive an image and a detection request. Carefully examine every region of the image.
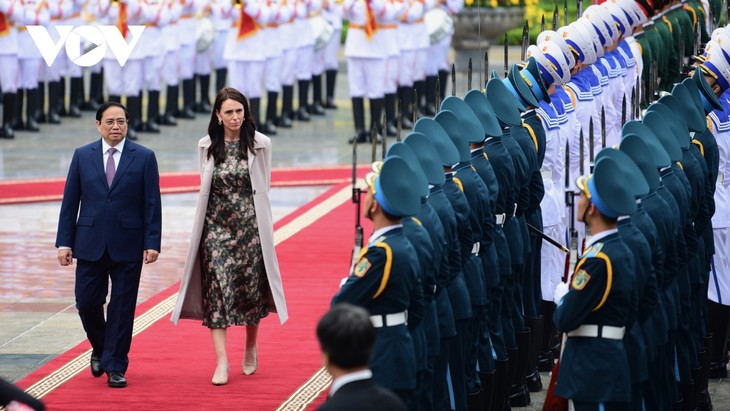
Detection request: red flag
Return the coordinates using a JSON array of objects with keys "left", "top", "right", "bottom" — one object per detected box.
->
[
  {"left": 364, "top": 0, "right": 377, "bottom": 40},
  {"left": 0, "top": 13, "right": 9, "bottom": 37},
  {"left": 117, "top": 2, "right": 128, "bottom": 38},
  {"left": 237, "top": 5, "right": 259, "bottom": 40}
]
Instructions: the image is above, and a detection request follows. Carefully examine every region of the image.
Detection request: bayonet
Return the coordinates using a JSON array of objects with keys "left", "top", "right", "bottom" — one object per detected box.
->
[
  {"left": 468, "top": 57, "right": 473, "bottom": 91},
  {"left": 621, "top": 93, "right": 627, "bottom": 125},
  {"left": 563, "top": 0, "right": 568, "bottom": 27},
  {"left": 435, "top": 76, "right": 441, "bottom": 112},
  {"left": 451, "top": 63, "right": 456, "bottom": 97},
  {"left": 382, "top": 109, "right": 388, "bottom": 154},
  {"left": 371, "top": 124, "right": 377, "bottom": 163},
  {"left": 553, "top": 5, "right": 559, "bottom": 31},
  {"left": 521, "top": 21, "right": 529, "bottom": 61},
  {"left": 694, "top": 21, "right": 701, "bottom": 60},
  {"left": 589, "top": 116, "right": 595, "bottom": 169},
  {"left": 541, "top": 14, "right": 545, "bottom": 33},
  {"left": 579, "top": 127, "right": 585, "bottom": 176},
  {"left": 484, "top": 51, "right": 489, "bottom": 91},
  {"left": 504, "top": 32, "right": 509, "bottom": 78},
  {"left": 413, "top": 87, "right": 418, "bottom": 124},
  {"left": 397, "top": 93, "right": 402, "bottom": 140},
  {"left": 577, "top": 0, "right": 583, "bottom": 20},
  {"left": 350, "top": 137, "right": 363, "bottom": 270},
  {"left": 601, "top": 106, "right": 606, "bottom": 148}
]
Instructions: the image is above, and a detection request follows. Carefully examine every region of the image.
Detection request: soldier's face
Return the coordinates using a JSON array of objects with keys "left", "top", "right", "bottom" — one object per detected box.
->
[
  {"left": 364, "top": 189, "right": 374, "bottom": 221},
  {"left": 577, "top": 191, "right": 589, "bottom": 223}
]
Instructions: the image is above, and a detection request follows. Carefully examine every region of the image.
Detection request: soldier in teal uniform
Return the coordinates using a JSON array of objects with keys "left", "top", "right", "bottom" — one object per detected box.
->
[
  {"left": 436, "top": 101, "right": 495, "bottom": 410},
  {"left": 403, "top": 132, "right": 455, "bottom": 411},
  {"left": 414, "top": 117, "right": 472, "bottom": 411},
  {"left": 386, "top": 142, "right": 438, "bottom": 411},
  {"left": 553, "top": 154, "right": 639, "bottom": 411},
  {"left": 331, "top": 155, "right": 426, "bottom": 408}
]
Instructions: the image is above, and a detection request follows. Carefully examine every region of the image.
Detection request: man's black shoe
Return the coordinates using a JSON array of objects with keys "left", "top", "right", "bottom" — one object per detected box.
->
[
  {"left": 90, "top": 354, "right": 104, "bottom": 378},
  {"left": 107, "top": 372, "right": 127, "bottom": 388}
]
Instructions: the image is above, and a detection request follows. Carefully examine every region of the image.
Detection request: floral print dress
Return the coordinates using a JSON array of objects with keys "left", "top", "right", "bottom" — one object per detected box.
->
[{"left": 200, "top": 140, "right": 269, "bottom": 328}]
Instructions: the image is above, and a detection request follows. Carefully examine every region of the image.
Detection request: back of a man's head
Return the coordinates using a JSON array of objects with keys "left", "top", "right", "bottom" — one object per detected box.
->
[{"left": 316, "top": 304, "right": 376, "bottom": 370}]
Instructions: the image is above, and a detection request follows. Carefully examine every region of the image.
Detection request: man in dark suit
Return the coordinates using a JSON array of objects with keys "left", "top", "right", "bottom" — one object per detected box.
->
[
  {"left": 55, "top": 102, "right": 162, "bottom": 388},
  {"left": 316, "top": 304, "right": 406, "bottom": 411}
]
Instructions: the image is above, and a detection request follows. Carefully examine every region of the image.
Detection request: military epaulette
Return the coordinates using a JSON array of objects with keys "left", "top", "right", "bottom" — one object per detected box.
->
[
  {"left": 368, "top": 235, "right": 387, "bottom": 247},
  {"left": 452, "top": 176, "right": 464, "bottom": 192},
  {"left": 692, "top": 139, "right": 705, "bottom": 157},
  {"left": 412, "top": 217, "right": 423, "bottom": 226},
  {"left": 582, "top": 242, "right": 604, "bottom": 259}
]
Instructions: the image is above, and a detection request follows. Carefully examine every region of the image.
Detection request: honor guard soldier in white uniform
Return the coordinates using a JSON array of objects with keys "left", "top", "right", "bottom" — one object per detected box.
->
[
  {"left": 223, "top": 0, "right": 271, "bottom": 128},
  {"left": 308, "top": 1, "right": 326, "bottom": 116},
  {"left": 138, "top": 0, "right": 172, "bottom": 133},
  {"left": 159, "top": 0, "right": 181, "bottom": 126},
  {"left": 82, "top": 0, "right": 106, "bottom": 111},
  {"left": 192, "top": 4, "right": 214, "bottom": 115},
  {"left": 423, "top": 0, "right": 461, "bottom": 116},
  {"left": 396, "top": 0, "right": 429, "bottom": 129},
  {"left": 321, "top": 0, "right": 341, "bottom": 109},
  {"left": 61, "top": 0, "right": 88, "bottom": 117},
  {"left": 42, "top": 0, "right": 76, "bottom": 124},
  {"left": 343, "top": 0, "right": 388, "bottom": 143},
  {"left": 176, "top": 0, "right": 202, "bottom": 119},
  {"left": 209, "top": 0, "right": 234, "bottom": 94},
  {"left": 0, "top": 0, "right": 21, "bottom": 139},
  {"left": 380, "top": 0, "right": 402, "bottom": 137},
  {"left": 276, "top": 0, "right": 296, "bottom": 128},
  {"left": 260, "top": 0, "right": 291, "bottom": 135},
  {"left": 14, "top": 0, "right": 50, "bottom": 133},
  {"left": 291, "top": 0, "right": 321, "bottom": 121}
]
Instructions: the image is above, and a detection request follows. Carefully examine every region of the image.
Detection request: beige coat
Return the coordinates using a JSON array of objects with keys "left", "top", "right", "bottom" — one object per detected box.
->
[{"left": 171, "top": 133, "right": 288, "bottom": 325}]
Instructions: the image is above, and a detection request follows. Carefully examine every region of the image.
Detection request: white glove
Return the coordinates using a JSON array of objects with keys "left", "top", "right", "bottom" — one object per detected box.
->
[{"left": 554, "top": 281, "right": 570, "bottom": 305}]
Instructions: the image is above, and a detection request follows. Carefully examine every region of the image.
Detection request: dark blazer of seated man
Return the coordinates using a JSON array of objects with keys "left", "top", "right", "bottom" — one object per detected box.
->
[
  {"left": 316, "top": 303, "right": 407, "bottom": 411},
  {"left": 55, "top": 102, "right": 162, "bottom": 388}
]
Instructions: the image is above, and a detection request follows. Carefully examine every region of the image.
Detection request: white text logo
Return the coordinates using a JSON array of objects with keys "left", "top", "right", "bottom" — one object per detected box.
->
[{"left": 26, "top": 25, "right": 146, "bottom": 67}]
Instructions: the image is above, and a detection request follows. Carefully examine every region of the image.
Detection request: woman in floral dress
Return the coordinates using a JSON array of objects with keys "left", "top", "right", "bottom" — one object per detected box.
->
[{"left": 171, "top": 88, "right": 288, "bottom": 386}]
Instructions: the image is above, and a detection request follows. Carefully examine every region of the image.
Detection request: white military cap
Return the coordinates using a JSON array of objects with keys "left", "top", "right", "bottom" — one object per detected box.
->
[
  {"left": 575, "top": 18, "right": 604, "bottom": 58},
  {"left": 602, "top": 1, "right": 631, "bottom": 38},
  {"left": 582, "top": 5, "right": 615, "bottom": 48},
  {"left": 527, "top": 41, "right": 572, "bottom": 84},
  {"left": 613, "top": 0, "right": 647, "bottom": 30},
  {"left": 700, "top": 39, "right": 730, "bottom": 93},
  {"left": 538, "top": 30, "right": 576, "bottom": 70},
  {"left": 558, "top": 24, "right": 598, "bottom": 65}
]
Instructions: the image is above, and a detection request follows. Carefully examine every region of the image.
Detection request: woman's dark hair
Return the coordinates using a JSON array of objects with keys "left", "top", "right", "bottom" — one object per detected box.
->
[
  {"left": 95, "top": 102, "right": 129, "bottom": 122},
  {"left": 207, "top": 87, "right": 257, "bottom": 164}
]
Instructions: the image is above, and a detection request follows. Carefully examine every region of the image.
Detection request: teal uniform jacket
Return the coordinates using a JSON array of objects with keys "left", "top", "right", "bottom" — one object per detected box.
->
[
  {"left": 443, "top": 171, "right": 487, "bottom": 307},
  {"left": 691, "top": 130, "right": 718, "bottom": 271},
  {"left": 618, "top": 217, "right": 659, "bottom": 384},
  {"left": 554, "top": 231, "right": 636, "bottom": 402},
  {"left": 332, "top": 226, "right": 425, "bottom": 391},
  {"left": 681, "top": 147, "right": 710, "bottom": 287},
  {"left": 501, "top": 128, "right": 529, "bottom": 266},
  {"left": 403, "top": 216, "right": 438, "bottom": 364},
  {"left": 429, "top": 185, "right": 472, "bottom": 320},
  {"left": 470, "top": 148, "right": 501, "bottom": 290},
  {"left": 483, "top": 136, "right": 516, "bottom": 276},
  {"left": 652, "top": 185, "right": 683, "bottom": 331},
  {"left": 416, "top": 200, "right": 457, "bottom": 339}
]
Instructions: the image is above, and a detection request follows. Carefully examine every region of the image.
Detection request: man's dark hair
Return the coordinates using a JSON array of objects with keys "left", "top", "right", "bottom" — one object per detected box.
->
[
  {"left": 316, "top": 304, "right": 376, "bottom": 370},
  {"left": 95, "top": 102, "right": 130, "bottom": 122}
]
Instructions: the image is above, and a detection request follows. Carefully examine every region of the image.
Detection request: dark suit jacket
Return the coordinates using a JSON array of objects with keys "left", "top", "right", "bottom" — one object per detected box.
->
[
  {"left": 317, "top": 378, "right": 406, "bottom": 411},
  {"left": 56, "top": 139, "right": 162, "bottom": 262}
]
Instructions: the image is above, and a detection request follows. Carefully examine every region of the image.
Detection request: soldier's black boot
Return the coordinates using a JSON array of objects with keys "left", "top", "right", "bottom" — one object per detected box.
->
[
  {"left": 478, "top": 371, "right": 495, "bottom": 411},
  {"left": 324, "top": 69, "right": 338, "bottom": 109},
  {"left": 260, "top": 91, "right": 278, "bottom": 135},
  {"left": 249, "top": 97, "right": 261, "bottom": 130},
  {"left": 309, "top": 74, "right": 325, "bottom": 115},
  {"left": 0, "top": 92, "right": 15, "bottom": 139},
  {"left": 25, "top": 88, "right": 40, "bottom": 132},
  {"left": 383, "top": 93, "right": 398, "bottom": 137},
  {"left": 398, "top": 86, "right": 413, "bottom": 129},
  {"left": 524, "top": 316, "right": 544, "bottom": 393},
  {"left": 493, "top": 358, "right": 510, "bottom": 411},
  {"left": 278, "top": 85, "right": 294, "bottom": 128},
  {"left": 176, "top": 79, "right": 195, "bottom": 119},
  {"left": 144, "top": 90, "right": 161, "bottom": 133},
  {"left": 11, "top": 90, "right": 23, "bottom": 130},
  {"left": 369, "top": 97, "right": 383, "bottom": 143},
  {"left": 508, "top": 328, "right": 532, "bottom": 407},
  {"left": 424, "top": 75, "right": 438, "bottom": 116},
  {"left": 295, "top": 79, "right": 311, "bottom": 121},
  {"left": 57, "top": 79, "right": 68, "bottom": 116},
  {"left": 34, "top": 83, "right": 47, "bottom": 123},
  {"left": 46, "top": 81, "right": 62, "bottom": 124},
  {"left": 87, "top": 70, "right": 104, "bottom": 109},
  {"left": 414, "top": 79, "right": 426, "bottom": 116},
  {"left": 438, "top": 69, "right": 449, "bottom": 100},
  {"left": 197, "top": 74, "right": 213, "bottom": 113},
  {"left": 538, "top": 301, "right": 557, "bottom": 372},
  {"left": 348, "top": 97, "right": 367, "bottom": 144},
  {"left": 215, "top": 68, "right": 227, "bottom": 93},
  {"left": 68, "top": 77, "right": 84, "bottom": 117},
  {"left": 160, "top": 85, "right": 178, "bottom": 126},
  {"left": 126, "top": 94, "right": 142, "bottom": 140}
]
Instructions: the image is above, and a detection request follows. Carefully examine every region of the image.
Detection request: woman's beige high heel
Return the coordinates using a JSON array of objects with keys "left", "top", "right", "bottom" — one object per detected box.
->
[
  {"left": 243, "top": 345, "right": 258, "bottom": 375},
  {"left": 212, "top": 362, "right": 229, "bottom": 385}
]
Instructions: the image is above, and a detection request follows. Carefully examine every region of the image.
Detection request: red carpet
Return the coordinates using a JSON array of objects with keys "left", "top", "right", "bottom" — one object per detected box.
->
[
  {"left": 16, "top": 181, "right": 374, "bottom": 410},
  {"left": 0, "top": 165, "right": 369, "bottom": 205}
]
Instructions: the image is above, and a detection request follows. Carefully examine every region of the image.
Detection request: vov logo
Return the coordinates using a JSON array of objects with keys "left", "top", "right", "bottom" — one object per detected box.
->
[{"left": 26, "top": 25, "right": 146, "bottom": 68}]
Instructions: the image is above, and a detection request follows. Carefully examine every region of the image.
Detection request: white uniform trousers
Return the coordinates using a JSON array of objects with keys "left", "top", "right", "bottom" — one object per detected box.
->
[
  {"left": 227, "top": 60, "right": 264, "bottom": 98},
  {"left": 104, "top": 59, "right": 143, "bottom": 96},
  {"left": 295, "top": 45, "right": 314, "bottom": 80},
  {"left": 178, "top": 43, "right": 195, "bottom": 80},
  {"left": 399, "top": 49, "right": 417, "bottom": 87},
  {"left": 425, "top": 35, "right": 450, "bottom": 76},
  {"left": 347, "top": 57, "right": 386, "bottom": 99},
  {"left": 280, "top": 47, "right": 297, "bottom": 86},
  {"left": 0, "top": 55, "right": 19, "bottom": 93},
  {"left": 313, "top": 47, "right": 325, "bottom": 76},
  {"left": 323, "top": 28, "right": 341, "bottom": 71},
  {"left": 18, "top": 58, "right": 41, "bottom": 90},
  {"left": 213, "top": 29, "right": 228, "bottom": 70},
  {"left": 265, "top": 56, "right": 282, "bottom": 92},
  {"left": 709, "top": 227, "right": 730, "bottom": 305},
  {"left": 162, "top": 50, "right": 179, "bottom": 86},
  {"left": 194, "top": 49, "right": 212, "bottom": 76},
  {"left": 540, "top": 223, "right": 567, "bottom": 301},
  {"left": 143, "top": 55, "right": 163, "bottom": 92},
  {"left": 385, "top": 55, "right": 399, "bottom": 94}
]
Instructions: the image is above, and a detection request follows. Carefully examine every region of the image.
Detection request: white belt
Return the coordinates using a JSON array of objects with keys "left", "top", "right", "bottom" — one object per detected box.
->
[
  {"left": 471, "top": 242, "right": 480, "bottom": 256},
  {"left": 566, "top": 324, "right": 625, "bottom": 340},
  {"left": 719, "top": 173, "right": 725, "bottom": 185},
  {"left": 512, "top": 203, "right": 518, "bottom": 217},
  {"left": 541, "top": 169, "right": 553, "bottom": 180},
  {"left": 496, "top": 213, "right": 506, "bottom": 225},
  {"left": 370, "top": 311, "right": 407, "bottom": 328}
]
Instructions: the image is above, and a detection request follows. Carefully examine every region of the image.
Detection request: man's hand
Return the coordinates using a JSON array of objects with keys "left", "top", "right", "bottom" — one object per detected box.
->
[
  {"left": 144, "top": 249, "right": 160, "bottom": 264},
  {"left": 58, "top": 249, "right": 74, "bottom": 266}
]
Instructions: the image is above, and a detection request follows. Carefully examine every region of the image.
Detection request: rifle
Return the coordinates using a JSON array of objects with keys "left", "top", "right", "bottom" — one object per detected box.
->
[
  {"left": 504, "top": 32, "right": 509, "bottom": 78},
  {"left": 678, "top": 25, "right": 686, "bottom": 78},
  {"left": 600, "top": 106, "right": 606, "bottom": 148},
  {"left": 413, "top": 87, "right": 418, "bottom": 125},
  {"left": 350, "top": 137, "right": 364, "bottom": 270},
  {"left": 541, "top": 14, "right": 546, "bottom": 33},
  {"left": 435, "top": 76, "right": 441, "bottom": 112},
  {"left": 577, "top": 0, "right": 583, "bottom": 21},
  {"left": 371, "top": 124, "right": 377, "bottom": 163},
  {"left": 452, "top": 63, "right": 457, "bottom": 97},
  {"left": 589, "top": 117, "right": 595, "bottom": 171},
  {"left": 528, "top": 223, "right": 570, "bottom": 253},
  {"left": 563, "top": 0, "right": 568, "bottom": 27},
  {"left": 468, "top": 57, "right": 473, "bottom": 91},
  {"left": 579, "top": 127, "right": 585, "bottom": 177},
  {"left": 553, "top": 5, "right": 559, "bottom": 31},
  {"left": 565, "top": 136, "right": 575, "bottom": 241},
  {"left": 521, "top": 21, "right": 529, "bottom": 61},
  {"left": 621, "top": 94, "right": 627, "bottom": 126},
  {"left": 381, "top": 109, "right": 388, "bottom": 156},
  {"left": 484, "top": 51, "right": 489, "bottom": 92}
]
